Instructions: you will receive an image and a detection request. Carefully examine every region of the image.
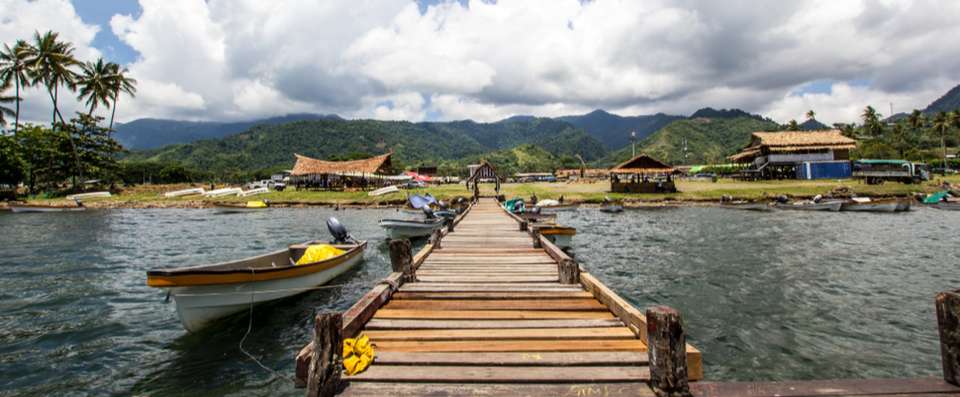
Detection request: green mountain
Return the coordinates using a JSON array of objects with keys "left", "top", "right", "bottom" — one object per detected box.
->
[
  {"left": 924, "top": 84, "right": 960, "bottom": 114},
  {"left": 114, "top": 113, "right": 342, "bottom": 149},
  {"left": 599, "top": 117, "right": 779, "bottom": 166},
  {"left": 125, "top": 117, "right": 606, "bottom": 175},
  {"left": 556, "top": 110, "right": 683, "bottom": 150},
  {"left": 452, "top": 144, "right": 564, "bottom": 177},
  {"left": 799, "top": 118, "right": 830, "bottom": 130}
]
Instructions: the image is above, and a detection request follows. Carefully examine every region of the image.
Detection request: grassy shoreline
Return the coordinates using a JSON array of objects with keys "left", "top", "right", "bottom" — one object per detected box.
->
[{"left": 8, "top": 175, "right": 959, "bottom": 209}]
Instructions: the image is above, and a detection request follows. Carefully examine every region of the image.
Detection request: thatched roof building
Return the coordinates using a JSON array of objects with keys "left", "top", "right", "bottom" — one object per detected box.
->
[
  {"left": 610, "top": 154, "right": 675, "bottom": 175},
  {"left": 729, "top": 130, "right": 856, "bottom": 163},
  {"left": 290, "top": 152, "right": 393, "bottom": 177}
]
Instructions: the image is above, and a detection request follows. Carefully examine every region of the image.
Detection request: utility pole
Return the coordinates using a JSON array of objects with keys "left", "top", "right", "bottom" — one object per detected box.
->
[{"left": 630, "top": 131, "right": 637, "bottom": 157}]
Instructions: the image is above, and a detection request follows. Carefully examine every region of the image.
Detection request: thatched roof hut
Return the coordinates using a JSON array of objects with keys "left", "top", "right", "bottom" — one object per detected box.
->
[
  {"left": 729, "top": 130, "right": 856, "bottom": 163},
  {"left": 610, "top": 154, "right": 675, "bottom": 175},
  {"left": 290, "top": 152, "right": 393, "bottom": 177}
]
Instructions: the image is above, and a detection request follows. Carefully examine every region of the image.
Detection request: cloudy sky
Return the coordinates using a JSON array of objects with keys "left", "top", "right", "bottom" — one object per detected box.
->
[{"left": 2, "top": 0, "right": 960, "bottom": 125}]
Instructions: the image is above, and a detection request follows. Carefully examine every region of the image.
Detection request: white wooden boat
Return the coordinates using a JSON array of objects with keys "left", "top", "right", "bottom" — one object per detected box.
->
[
  {"left": 369, "top": 185, "right": 400, "bottom": 196},
  {"left": 66, "top": 191, "right": 111, "bottom": 200},
  {"left": 720, "top": 202, "right": 771, "bottom": 211},
  {"left": 535, "top": 199, "right": 579, "bottom": 212},
  {"left": 378, "top": 218, "right": 444, "bottom": 239},
  {"left": 164, "top": 188, "right": 205, "bottom": 198},
  {"left": 9, "top": 204, "right": 86, "bottom": 213},
  {"left": 239, "top": 187, "right": 269, "bottom": 197},
  {"left": 840, "top": 198, "right": 899, "bottom": 213},
  {"left": 773, "top": 201, "right": 843, "bottom": 212},
  {"left": 203, "top": 187, "right": 243, "bottom": 197},
  {"left": 147, "top": 219, "right": 366, "bottom": 332},
  {"left": 538, "top": 225, "right": 576, "bottom": 248}
]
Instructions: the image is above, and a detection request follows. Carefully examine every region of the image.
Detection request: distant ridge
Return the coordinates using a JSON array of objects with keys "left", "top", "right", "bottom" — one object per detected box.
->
[
  {"left": 114, "top": 113, "right": 342, "bottom": 149},
  {"left": 799, "top": 118, "right": 830, "bottom": 130},
  {"left": 923, "top": 84, "right": 960, "bottom": 114},
  {"left": 556, "top": 109, "right": 684, "bottom": 150},
  {"left": 689, "top": 107, "right": 766, "bottom": 121}
]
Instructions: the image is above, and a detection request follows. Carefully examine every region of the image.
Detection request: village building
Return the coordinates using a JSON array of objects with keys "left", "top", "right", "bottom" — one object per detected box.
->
[
  {"left": 729, "top": 130, "right": 857, "bottom": 179},
  {"left": 609, "top": 154, "right": 678, "bottom": 193},
  {"left": 289, "top": 152, "right": 394, "bottom": 190}
]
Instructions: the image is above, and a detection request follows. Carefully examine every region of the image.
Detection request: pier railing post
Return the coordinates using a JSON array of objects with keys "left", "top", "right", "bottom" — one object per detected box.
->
[
  {"left": 520, "top": 220, "right": 528, "bottom": 232},
  {"left": 306, "top": 311, "right": 342, "bottom": 397},
  {"left": 447, "top": 219, "right": 455, "bottom": 233},
  {"left": 431, "top": 229, "right": 443, "bottom": 249},
  {"left": 936, "top": 289, "right": 960, "bottom": 385},
  {"left": 646, "top": 305, "right": 691, "bottom": 397},
  {"left": 532, "top": 227, "right": 542, "bottom": 248},
  {"left": 389, "top": 239, "right": 415, "bottom": 282},
  {"left": 558, "top": 258, "right": 580, "bottom": 284}
]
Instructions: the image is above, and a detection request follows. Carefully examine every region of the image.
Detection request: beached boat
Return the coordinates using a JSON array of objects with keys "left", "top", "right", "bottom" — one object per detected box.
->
[
  {"left": 66, "top": 191, "right": 111, "bottom": 200},
  {"left": 369, "top": 185, "right": 400, "bottom": 197},
  {"left": 213, "top": 201, "right": 269, "bottom": 213},
  {"left": 720, "top": 202, "right": 771, "bottom": 211},
  {"left": 537, "top": 225, "right": 576, "bottom": 248},
  {"left": 535, "top": 199, "right": 579, "bottom": 212},
  {"left": 773, "top": 200, "right": 843, "bottom": 212},
  {"left": 9, "top": 204, "right": 87, "bottom": 213},
  {"left": 840, "top": 198, "right": 899, "bottom": 213},
  {"left": 928, "top": 202, "right": 960, "bottom": 211},
  {"left": 164, "top": 188, "right": 205, "bottom": 198},
  {"left": 239, "top": 187, "right": 269, "bottom": 197},
  {"left": 203, "top": 187, "right": 243, "bottom": 198},
  {"left": 147, "top": 218, "right": 366, "bottom": 332},
  {"left": 378, "top": 218, "right": 444, "bottom": 239}
]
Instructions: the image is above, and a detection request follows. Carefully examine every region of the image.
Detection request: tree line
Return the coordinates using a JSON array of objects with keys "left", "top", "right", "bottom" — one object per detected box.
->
[{"left": 0, "top": 31, "right": 137, "bottom": 195}]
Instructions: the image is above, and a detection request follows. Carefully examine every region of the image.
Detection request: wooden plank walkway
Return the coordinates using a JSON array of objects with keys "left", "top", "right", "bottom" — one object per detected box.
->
[{"left": 331, "top": 198, "right": 700, "bottom": 395}]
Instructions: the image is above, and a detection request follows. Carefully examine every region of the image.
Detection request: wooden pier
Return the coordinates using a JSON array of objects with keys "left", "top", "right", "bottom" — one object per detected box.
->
[{"left": 296, "top": 198, "right": 960, "bottom": 396}]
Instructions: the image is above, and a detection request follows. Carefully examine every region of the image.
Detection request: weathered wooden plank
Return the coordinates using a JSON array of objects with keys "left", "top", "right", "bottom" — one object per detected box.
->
[
  {"left": 690, "top": 378, "right": 960, "bottom": 397},
  {"left": 399, "top": 283, "right": 582, "bottom": 292},
  {"left": 373, "top": 339, "right": 648, "bottom": 353},
  {"left": 383, "top": 299, "right": 606, "bottom": 311},
  {"left": 364, "top": 327, "right": 636, "bottom": 341},
  {"left": 391, "top": 291, "right": 595, "bottom": 300},
  {"left": 416, "top": 275, "right": 559, "bottom": 283},
  {"left": 369, "top": 351, "right": 649, "bottom": 366},
  {"left": 373, "top": 309, "right": 616, "bottom": 320},
  {"left": 580, "top": 272, "right": 648, "bottom": 341},
  {"left": 365, "top": 318, "right": 627, "bottom": 330},
  {"left": 416, "top": 271, "right": 558, "bottom": 276},
  {"left": 340, "top": 382, "right": 656, "bottom": 397},
  {"left": 348, "top": 365, "right": 650, "bottom": 383},
  {"left": 416, "top": 266, "right": 559, "bottom": 273},
  {"left": 342, "top": 272, "right": 403, "bottom": 338}
]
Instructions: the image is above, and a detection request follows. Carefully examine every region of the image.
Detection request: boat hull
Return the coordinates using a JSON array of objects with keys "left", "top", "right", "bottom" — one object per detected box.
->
[
  {"left": 840, "top": 201, "right": 899, "bottom": 212},
  {"left": 599, "top": 205, "right": 624, "bottom": 213},
  {"left": 9, "top": 205, "right": 86, "bottom": 213},
  {"left": 721, "top": 203, "right": 770, "bottom": 211},
  {"left": 773, "top": 201, "right": 843, "bottom": 212},
  {"left": 166, "top": 253, "right": 364, "bottom": 332},
  {"left": 537, "top": 204, "right": 579, "bottom": 213},
  {"left": 928, "top": 202, "right": 960, "bottom": 211},
  {"left": 379, "top": 219, "right": 444, "bottom": 239},
  {"left": 214, "top": 206, "right": 267, "bottom": 214}
]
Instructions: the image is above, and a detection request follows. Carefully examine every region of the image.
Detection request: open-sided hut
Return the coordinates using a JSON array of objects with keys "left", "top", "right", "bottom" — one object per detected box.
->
[
  {"left": 289, "top": 152, "right": 394, "bottom": 190},
  {"left": 609, "top": 154, "right": 677, "bottom": 193},
  {"left": 465, "top": 161, "right": 501, "bottom": 193},
  {"left": 728, "top": 130, "right": 856, "bottom": 179}
]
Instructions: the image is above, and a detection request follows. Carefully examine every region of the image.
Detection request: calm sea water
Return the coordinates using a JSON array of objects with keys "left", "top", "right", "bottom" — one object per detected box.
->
[{"left": 0, "top": 206, "right": 957, "bottom": 395}]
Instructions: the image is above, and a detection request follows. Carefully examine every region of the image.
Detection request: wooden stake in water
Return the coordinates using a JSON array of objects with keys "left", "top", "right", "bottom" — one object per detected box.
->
[
  {"left": 646, "top": 305, "right": 691, "bottom": 397},
  {"left": 936, "top": 290, "right": 960, "bottom": 385}
]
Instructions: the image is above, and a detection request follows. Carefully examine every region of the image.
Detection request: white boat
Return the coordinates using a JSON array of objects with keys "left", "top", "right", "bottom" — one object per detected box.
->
[
  {"left": 378, "top": 218, "right": 444, "bottom": 239},
  {"left": 239, "top": 187, "right": 269, "bottom": 197},
  {"left": 147, "top": 219, "right": 366, "bottom": 332},
  {"left": 773, "top": 201, "right": 843, "bottom": 212},
  {"left": 535, "top": 199, "right": 579, "bottom": 212},
  {"left": 66, "top": 191, "right": 111, "bottom": 200},
  {"left": 9, "top": 204, "right": 86, "bottom": 213},
  {"left": 840, "top": 198, "right": 899, "bottom": 213},
  {"left": 720, "top": 202, "right": 771, "bottom": 211},
  {"left": 369, "top": 185, "right": 400, "bottom": 197},
  {"left": 203, "top": 187, "right": 243, "bottom": 197},
  {"left": 895, "top": 200, "right": 911, "bottom": 212},
  {"left": 164, "top": 188, "right": 205, "bottom": 198},
  {"left": 538, "top": 225, "right": 576, "bottom": 248}
]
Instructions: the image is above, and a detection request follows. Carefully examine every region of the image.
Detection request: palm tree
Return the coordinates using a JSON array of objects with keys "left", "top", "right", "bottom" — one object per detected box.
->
[
  {"left": 932, "top": 111, "right": 954, "bottom": 175},
  {"left": 0, "top": 40, "right": 31, "bottom": 136},
  {"left": 861, "top": 106, "right": 883, "bottom": 138},
  {"left": 906, "top": 109, "right": 925, "bottom": 150},
  {"left": 786, "top": 119, "right": 799, "bottom": 131},
  {"left": 106, "top": 62, "right": 136, "bottom": 131},
  {"left": 76, "top": 58, "right": 113, "bottom": 116},
  {"left": 805, "top": 109, "right": 816, "bottom": 121},
  {"left": 0, "top": 89, "right": 15, "bottom": 128},
  {"left": 22, "top": 31, "right": 79, "bottom": 125}
]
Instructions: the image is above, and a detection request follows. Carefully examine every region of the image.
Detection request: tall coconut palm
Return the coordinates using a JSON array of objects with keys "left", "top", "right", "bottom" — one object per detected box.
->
[
  {"left": 22, "top": 31, "right": 79, "bottom": 125},
  {"left": 76, "top": 58, "right": 113, "bottom": 117},
  {"left": 861, "top": 106, "right": 883, "bottom": 138},
  {"left": 106, "top": 63, "right": 136, "bottom": 131},
  {"left": 932, "top": 111, "right": 954, "bottom": 174},
  {"left": 906, "top": 109, "right": 925, "bottom": 149},
  {"left": 0, "top": 40, "right": 31, "bottom": 136},
  {"left": 805, "top": 109, "right": 815, "bottom": 121},
  {"left": 0, "top": 89, "right": 15, "bottom": 128}
]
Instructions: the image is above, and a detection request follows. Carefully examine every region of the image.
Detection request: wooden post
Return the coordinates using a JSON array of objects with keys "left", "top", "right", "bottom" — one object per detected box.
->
[
  {"left": 936, "top": 290, "right": 960, "bottom": 385},
  {"left": 389, "top": 239, "right": 414, "bottom": 282},
  {"left": 306, "top": 311, "right": 342, "bottom": 397},
  {"left": 431, "top": 229, "right": 443, "bottom": 249},
  {"left": 519, "top": 220, "right": 528, "bottom": 232},
  {"left": 558, "top": 258, "right": 580, "bottom": 284},
  {"left": 447, "top": 219, "right": 455, "bottom": 233},
  {"left": 646, "top": 306, "right": 691, "bottom": 397},
  {"left": 532, "top": 228, "right": 542, "bottom": 248}
]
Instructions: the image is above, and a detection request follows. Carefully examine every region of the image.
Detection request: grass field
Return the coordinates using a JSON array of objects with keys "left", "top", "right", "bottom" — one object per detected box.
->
[{"left": 18, "top": 175, "right": 960, "bottom": 208}]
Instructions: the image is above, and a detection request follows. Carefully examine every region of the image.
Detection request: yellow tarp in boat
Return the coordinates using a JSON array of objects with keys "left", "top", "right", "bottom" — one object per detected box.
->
[
  {"left": 246, "top": 200, "right": 268, "bottom": 208},
  {"left": 295, "top": 244, "right": 345, "bottom": 265}
]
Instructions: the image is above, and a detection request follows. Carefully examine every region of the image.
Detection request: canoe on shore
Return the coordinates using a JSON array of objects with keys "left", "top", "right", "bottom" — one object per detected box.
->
[
  {"left": 773, "top": 201, "right": 843, "bottom": 212},
  {"left": 840, "top": 199, "right": 902, "bottom": 213},
  {"left": 9, "top": 204, "right": 87, "bottom": 213},
  {"left": 66, "top": 191, "right": 111, "bottom": 200},
  {"left": 164, "top": 188, "right": 205, "bottom": 198},
  {"left": 369, "top": 185, "right": 400, "bottom": 196},
  {"left": 147, "top": 218, "right": 366, "bottom": 332}
]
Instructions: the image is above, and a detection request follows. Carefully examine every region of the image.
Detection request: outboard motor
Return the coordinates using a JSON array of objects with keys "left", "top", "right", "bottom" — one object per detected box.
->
[
  {"left": 327, "top": 217, "right": 350, "bottom": 244},
  {"left": 812, "top": 194, "right": 823, "bottom": 203},
  {"left": 422, "top": 207, "right": 436, "bottom": 220},
  {"left": 437, "top": 200, "right": 449, "bottom": 210}
]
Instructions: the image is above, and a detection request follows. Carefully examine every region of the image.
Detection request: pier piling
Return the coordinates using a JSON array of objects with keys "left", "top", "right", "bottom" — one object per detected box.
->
[
  {"left": 306, "top": 311, "right": 343, "bottom": 397},
  {"left": 646, "top": 306, "right": 691, "bottom": 397},
  {"left": 937, "top": 289, "right": 960, "bottom": 385},
  {"left": 388, "top": 239, "right": 414, "bottom": 283}
]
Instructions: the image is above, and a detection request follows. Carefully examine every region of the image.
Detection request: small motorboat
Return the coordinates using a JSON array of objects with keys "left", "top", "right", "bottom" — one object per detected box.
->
[
  {"left": 66, "top": 191, "right": 111, "bottom": 200},
  {"left": 378, "top": 218, "right": 444, "bottom": 239},
  {"left": 840, "top": 198, "right": 899, "bottom": 213},
  {"left": 535, "top": 199, "right": 579, "bottom": 212},
  {"left": 519, "top": 211, "right": 557, "bottom": 223},
  {"left": 599, "top": 196, "right": 624, "bottom": 213},
  {"left": 214, "top": 200, "right": 269, "bottom": 213},
  {"left": 164, "top": 187, "right": 205, "bottom": 198},
  {"left": 773, "top": 200, "right": 843, "bottom": 211},
  {"left": 147, "top": 218, "right": 366, "bottom": 332},
  {"left": 369, "top": 185, "right": 400, "bottom": 197},
  {"left": 408, "top": 194, "right": 438, "bottom": 210},
  {"left": 537, "top": 225, "right": 576, "bottom": 248}
]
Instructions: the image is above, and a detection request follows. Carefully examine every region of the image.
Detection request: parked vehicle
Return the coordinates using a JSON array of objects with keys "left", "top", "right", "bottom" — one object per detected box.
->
[{"left": 852, "top": 160, "right": 929, "bottom": 184}]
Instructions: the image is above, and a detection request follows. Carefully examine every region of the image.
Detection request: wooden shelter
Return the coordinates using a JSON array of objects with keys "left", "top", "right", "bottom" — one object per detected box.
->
[
  {"left": 609, "top": 154, "right": 677, "bottom": 193},
  {"left": 465, "top": 161, "right": 501, "bottom": 194},
  {"left": 729, "top": 130, "right": 856, "bottom": 179},
  {"left": 290, "top": 152, "right": 394, "bottom": 191}
]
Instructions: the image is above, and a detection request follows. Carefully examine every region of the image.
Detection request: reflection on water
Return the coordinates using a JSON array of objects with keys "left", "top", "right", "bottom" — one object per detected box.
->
[{"left": 0, "top": 206, "right": 958, "bottom": 395}]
